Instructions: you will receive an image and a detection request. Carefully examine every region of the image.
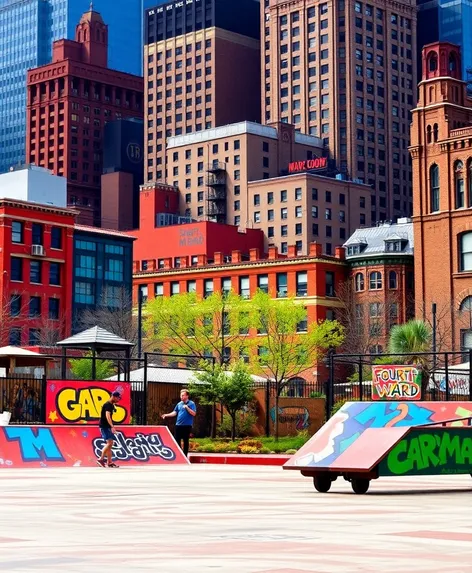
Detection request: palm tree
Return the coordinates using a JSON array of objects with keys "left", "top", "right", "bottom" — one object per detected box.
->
[
  {"left": 388, "top": 320, "right": 432, "bottom": 359},
  {"left": 388, "top": 320, "right": 432, "bottom": 393}
]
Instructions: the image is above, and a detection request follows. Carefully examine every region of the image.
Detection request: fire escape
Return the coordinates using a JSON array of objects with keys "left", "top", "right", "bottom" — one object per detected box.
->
[{"left": 206, "top": 161, "right": 227, "bottom": 224}]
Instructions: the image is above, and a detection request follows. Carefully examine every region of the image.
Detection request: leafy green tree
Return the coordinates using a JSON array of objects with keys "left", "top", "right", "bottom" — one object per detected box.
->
[
  {"left": 69, "top": 353, "right": 115, "bottom": 380},
  {"left": 189, "top": 361, "right": 255, "bottom": 439},
  {"left": 145, "top": 291, "right": 251, "bottom": 365},
  {"left": 250, "top": 291, "right": 344, "bottom": 438}
]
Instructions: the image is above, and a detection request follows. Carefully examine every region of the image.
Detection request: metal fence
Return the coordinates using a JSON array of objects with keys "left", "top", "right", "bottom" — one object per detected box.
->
[
  {"left": 0, "top": 376, "right": 46, "bottom": 425},
  {"left": 325, "top": 349, "right": 472, "bottom": 419}
]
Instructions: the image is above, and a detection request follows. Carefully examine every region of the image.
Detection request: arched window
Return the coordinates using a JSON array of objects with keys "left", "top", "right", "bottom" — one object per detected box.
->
[
  {"left": 369, "top": 271, "right": 382, "bottom": 290},
  {"left": 97, "top": 29, "right": 100, "bottom": 41},
  {"left": 460, "top": 296, "right": 472, "bottom": 313},
  {"left": 429, "top": 86, "right": 434, "bottom": 103},
  {"left": 468, "top": 159, "right": 472, "bottom": 206},
  {"left": 460, "top": 232, "right": 472, "bottom": 271},
  {"left": 455, "top": 160, "right": 465, "bottom": 208},
  {"left": 84, "top": 29, "right": 88, "bottom": 41},
  {"left": 389, "top": 271, "right": 397, "bottom": 289},
  {"left": 433, "top": 123, "right": 439, "bottom": 142},
  {"left": 429, "top": 53, "right": 438, "bottom": 72},
  {"left": 355, "top": 272, "right": 365, "bottom": 292},
  {"left": 449, "top": 52, "right": 457, "bottom": 72},
  {"left": 430, "top": 163, "right": 440, "bottom": 212},
  {"left": 426, "top": 125, "right": 432, "bottom": 143},
  {"left": 286, "top": 377, "right": 306, "bottom": 398}
]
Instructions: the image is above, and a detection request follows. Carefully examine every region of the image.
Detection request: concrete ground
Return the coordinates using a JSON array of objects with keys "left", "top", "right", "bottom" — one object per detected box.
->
[{"left": 1, "top": 466, "right": 472, "bottom": 573}]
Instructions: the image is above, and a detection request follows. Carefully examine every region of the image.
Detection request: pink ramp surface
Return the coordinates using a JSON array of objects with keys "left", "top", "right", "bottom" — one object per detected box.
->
[
  {"left": 328, "top": 427, "right": 409, "bottom": 471},
  {"left": 0, "top": 425, "right": 190, "bottom": 468}
]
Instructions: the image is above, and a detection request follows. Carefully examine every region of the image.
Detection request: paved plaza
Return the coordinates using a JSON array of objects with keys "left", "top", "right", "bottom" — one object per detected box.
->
[{"left": 1, "top": 465, "right": 472, "bottom": 572}]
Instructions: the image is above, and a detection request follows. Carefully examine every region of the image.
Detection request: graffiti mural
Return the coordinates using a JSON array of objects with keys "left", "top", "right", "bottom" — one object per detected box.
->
[
  {"left": 285, "top": 401, "right": 472, "bottom": 470},
  {"left": 45, "top": 380, "right": 131, "bottom": 424},
  {"left": 270, "top": 406, "right": 310, "bottom": 431},
  {"left": 0, "top": 426, "right": 189, "bottom": 468}
]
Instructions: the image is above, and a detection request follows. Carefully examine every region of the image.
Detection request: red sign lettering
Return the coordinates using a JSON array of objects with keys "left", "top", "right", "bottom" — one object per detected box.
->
[{"left": 288, "top": 156, "right": 327, "bottom": 173}]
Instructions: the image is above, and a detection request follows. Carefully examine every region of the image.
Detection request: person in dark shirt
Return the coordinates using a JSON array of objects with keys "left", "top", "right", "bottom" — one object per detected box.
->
[
  {"left": 96, "top": 391, "right": 122, "bottom": 468},
  {"left": 162, "top": 389, "right": 196, "bottom": 457}
]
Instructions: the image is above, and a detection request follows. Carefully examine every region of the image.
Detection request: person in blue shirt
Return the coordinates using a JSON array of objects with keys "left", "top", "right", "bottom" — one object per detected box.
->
[{"left": 162, "top": 389, "right": 196, "bottom": 457}]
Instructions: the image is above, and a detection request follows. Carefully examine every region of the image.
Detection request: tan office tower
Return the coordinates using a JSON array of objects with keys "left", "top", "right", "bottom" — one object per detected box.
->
[
  {"left": 263, "top": 0, "right": 417, "bottom": 223},
  {"left": 144, "top": 0, "right": 261, "bottom": 183}
]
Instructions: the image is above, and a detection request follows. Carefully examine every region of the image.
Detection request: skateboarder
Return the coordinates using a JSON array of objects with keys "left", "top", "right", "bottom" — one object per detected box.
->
[
  {"left": 97, "top": 391, "right": 122, "bottom": 468},
  {"left": 162, "top": 389, "right": 196, "bottom": 457}
]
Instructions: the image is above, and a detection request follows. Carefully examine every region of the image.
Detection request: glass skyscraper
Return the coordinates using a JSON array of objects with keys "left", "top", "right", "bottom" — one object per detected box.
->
[
  {"left": 0, "top": 0, "right": 155, "bottom": 174},
  {"left": 439, "top": 0, "right": 472, "bottom": 81}
]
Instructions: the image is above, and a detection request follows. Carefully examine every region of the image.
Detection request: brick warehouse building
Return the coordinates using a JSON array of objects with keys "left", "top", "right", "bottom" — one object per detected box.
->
[
  {"left": 144, "top": 0, "right": 261, "bottom": 181},
  {"left": 133, "top": 241, "right": 346, "bottom": 380},
  {"left": 343, "top": 219, "right": 415, "bottom": 354},
  {"left": 26, "top": 7, "right": 144, "bottom": 226},
  {"left": 165, "top": 121, "right": 370, "bottom": 255},
  {"left": 0, "top": 199, "right": 76, "bottom": 347},
  {"left": 262, "top": 0, "right": 417, "bottom": 222},
  {"left": 411, "top": 42, "right": 472, "bottom": 353}
]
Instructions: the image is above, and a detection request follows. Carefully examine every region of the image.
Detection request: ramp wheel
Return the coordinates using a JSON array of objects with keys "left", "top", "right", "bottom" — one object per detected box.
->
[
  {"left": 351, "top": 478, "right": 370, "bottom": 494},
  {"left": 313, "top": 475, "right": 331, "bottom": 493}
]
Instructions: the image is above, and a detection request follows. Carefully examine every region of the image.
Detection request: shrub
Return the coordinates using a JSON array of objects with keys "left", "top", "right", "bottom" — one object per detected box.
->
[
  {"left": 309, "top": 391, "right": 326, "bottom": 399},
  {"left": 239, "top": 445, "right": 259, "bottom": 454},
  {"left": 285, "top": 449, "right": 297, "bottom": 455},
  {"left": 331, "top": 400, "right": 348, "bottom": 416},
  {"left": 237, "top": 439, "right": 263, "bottom": 453},
  {"left": 260, "top": 447, "right": 271, "bottom": 454},
  {"left": 217, "top": 411, "right": 258, "bottom": 438}
]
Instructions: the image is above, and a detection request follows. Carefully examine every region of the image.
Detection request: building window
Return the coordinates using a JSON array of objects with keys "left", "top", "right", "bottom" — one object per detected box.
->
[
  {"left": 239, "top": 276, "right": 250, "bottom": 298},
  {"left": 389, "top": 270, "right": 398, "bottom": 289},
  {"left": 222, "top": 277, "right": 232, "bottom": 296},
  {"left": 155, "top": 283, "right": 164, "bottom": 297},
  {"left": 76, "top": 255, "right": 96, "bottom": 279},
  {"left": 30, "top": 261, "right": 42, "bottom": 284},
  {"left": 11, "top": 257, "right": 23, "bottom": 281},
  {"left": 105, "top": 259, "right": 124, "bottom": 282},
  {"left": 10, "top": 295, "right": 21, "bottom": 317},
  {"left": 51, "top": 227, "right": 62, "bottom": 249},
  {"left": 32, "top": 223, "right": 43, "bottom": 245},
  {"left": 75, "top": 282, "right": 95, "bottom": 304},
  {"left": 29, "top": 329, "right": 41, "bottom": 346},
  {"left": 455, "top": 160, "right": 465, "bottom": 209},
  {"left": 49, "top": 262, "right": 61, "bottom": 286},
  {"left": 11, "top": 222, "right": 23, "bottom": 244},
  {"left": 49, "top": 298, "right": 59, "bottom": 320},
  {"left": 296, "top": 271, "right": 308, "bottom": 296},
  {"left": 369, "top": 271, "right": 382, "bottom": 290},
  {"left": 29, "top": 296, "right": 41, "bottom": 318},
  {"left": 9, "top": 328, "right": 21, "bottom": 346},
  {"left": 257, "top": 274, "right": 269, "bottom": 293},
  {"left": 460, "top": 232, "right": 472, "bottom": 271},
  {"left": 276, "top": 273, "right": 288, "bottom": 298},
  {"left": 204, "top": 279, "right": 214, "bottom": 298},
  {"left": 171, "top": 282, "right": 180, "bottom": 296},
  {"left": 325, "top": 271, "right": 335, "bottom": 297},
  {"left": 355, "top": 272, "right": 364, "bottom": 291}
]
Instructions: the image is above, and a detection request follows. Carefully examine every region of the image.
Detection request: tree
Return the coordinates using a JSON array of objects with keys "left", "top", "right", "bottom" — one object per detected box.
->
[
  {"left": 250, "top": 291, "right": 344, "bottom": 438},
  {"left": 76, "top": 286, "right": 139, "bottom": 355},
  {"left": 145, "top": 291, "right": 251, "bottom": 365},
  {"left": 189, "top": 361, "right": 255, "bottom": 440},
  {"left": 388, "top": 319, "right": 432, "bottom": 392},
  {"left": 69, "top": 352, "right": 115, "bottom": 380}
]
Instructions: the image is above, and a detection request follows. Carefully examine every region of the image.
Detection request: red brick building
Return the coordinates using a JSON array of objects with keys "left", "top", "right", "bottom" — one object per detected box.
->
[
  {"left": 411, "top": 42, "right": 472, "bottom": 352},
  {"left": 26, "top": 7, "right": 144, "bottom": 226},
  {"left": 343, "top": 220, "right": 415, "bottom": 354},
  {"left": 129, "top": 183, "right": 265, "bottom": 269},
  {"left": 0, "top": 199, "right": 76, "bottom": 347}
]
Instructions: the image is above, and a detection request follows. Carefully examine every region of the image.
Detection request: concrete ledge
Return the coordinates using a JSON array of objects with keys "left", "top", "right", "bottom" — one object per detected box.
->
[{"left": 189, "top": 453, "right": 290, "bottom": 466}]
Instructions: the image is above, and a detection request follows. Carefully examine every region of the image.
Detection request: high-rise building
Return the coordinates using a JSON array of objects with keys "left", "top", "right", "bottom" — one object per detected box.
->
[
  {"left": 144, "top": 0, "right": 261, "bottom": 182},
  {"left": 262, "top": 0, "right": 417, "bottom": 222},
  {"left": 26, "top": 8, "right": 144, "bottom": 226},
  {"left": 0, "top": 0, "right": 154, "bottom": 174}
]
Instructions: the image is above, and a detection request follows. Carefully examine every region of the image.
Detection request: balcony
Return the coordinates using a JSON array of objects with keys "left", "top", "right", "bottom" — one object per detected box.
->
[{"left": 206, "top": 161, "right": 226, "bottom": 173}]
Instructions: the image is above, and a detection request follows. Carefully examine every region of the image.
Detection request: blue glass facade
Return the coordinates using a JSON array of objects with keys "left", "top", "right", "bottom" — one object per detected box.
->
[
  {"left": 0, "top": 0, "right": 156, "bottom": 174},
  {"left": 439, "top": 0, "right": 472, "bottom": 79},
  {"left": 72, "top": 228, "right": 134, "bottom": 333}
]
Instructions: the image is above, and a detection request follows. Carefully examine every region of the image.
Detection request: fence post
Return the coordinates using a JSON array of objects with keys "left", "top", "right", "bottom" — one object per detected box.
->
[
  {"left": 265, "top": 381, "right": 271, "bottom": 437},
  {"left": 359, "top": 356, "right": 364, "bottom": 401},
  {"left": 41, "top": 375, "right": 47, "bottom": 424},
  {"left": 143, "top": 352, "right": 148, "bottom": 425},
  {"left": 327, "top": 349, "right": 335, "bottom": 418},
  {"left": 469, "top": 349, "right": 472, "bottom": 402},
  {"left": 445, "top": 352, "right": 450, "bottom": 401}
]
